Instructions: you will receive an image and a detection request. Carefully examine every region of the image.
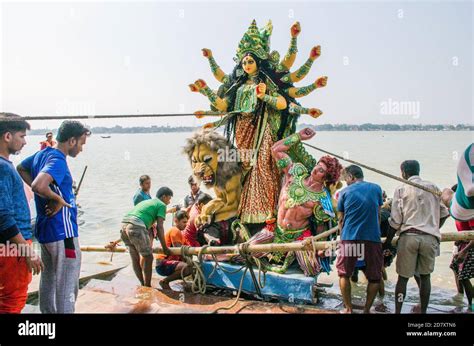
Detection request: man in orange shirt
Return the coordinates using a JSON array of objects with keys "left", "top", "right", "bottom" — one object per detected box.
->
[
  {"left": 156, "top": 210, "right": 192, "bottom": 289},
  {"left": 39, "top": 132, "right": 56, "bottom": 150}
]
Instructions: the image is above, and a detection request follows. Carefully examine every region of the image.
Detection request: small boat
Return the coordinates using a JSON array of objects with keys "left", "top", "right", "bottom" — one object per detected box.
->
[
  {"left": 100, "top": 135, "right": 112, "bottom": 139},
  {"left": 201, "top": 260, "right": 328, "bottom": 304}
]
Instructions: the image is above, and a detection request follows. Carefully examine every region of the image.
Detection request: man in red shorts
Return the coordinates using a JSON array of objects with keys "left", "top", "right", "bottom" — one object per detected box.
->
[
  {"left": 0, "top": 113, "right": 43, "bottom": 313},
  {"left": 337, "top": 165, "right": 384, "bottom": 313},
  {"left": 156, "top": 211, "right": 192, "bottom": 289}
]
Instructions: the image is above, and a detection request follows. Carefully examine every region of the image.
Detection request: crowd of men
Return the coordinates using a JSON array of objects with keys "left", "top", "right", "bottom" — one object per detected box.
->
[
  {"left": 0, "top": 112, "right": 472, "bottom": 314},
  {"left": 336, "top": 162, "right": 453, "bottom": 314}
]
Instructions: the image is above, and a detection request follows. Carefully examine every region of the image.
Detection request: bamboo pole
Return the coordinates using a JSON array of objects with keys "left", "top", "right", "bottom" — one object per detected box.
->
[
  {"left": 75, "top": 165, "right": 88, "bottom": 197},
  {"left": 23, "top": 113, "right": 201, "bottom": 121},
  {"left": 80, "top": 231, "right": 474, "bottom": 255},
  {"left": 311, "top": 226, "right": 339, "bottom": 241},
  {"left": 81, "top": 246, "right": 128, "bottom": 253},
  {"left": 302, "top": 142, "right": 442, "bottom": 197}
]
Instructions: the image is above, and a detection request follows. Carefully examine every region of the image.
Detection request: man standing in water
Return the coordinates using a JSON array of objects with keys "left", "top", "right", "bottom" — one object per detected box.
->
[
  {"left": 337, "top": 165, "right": 384, "bottom": 314},
  {"left": 390, "top": 160, "right": 449, "bottom": 314},
  {"left": 18, "top": 120, "right": 90, "bottom": 313},
  {"left": 133, "top": 175, "right": 152, "bottom": 206},
  {"left": 0, "top": 113, "right": 43, "bottom": 313}
]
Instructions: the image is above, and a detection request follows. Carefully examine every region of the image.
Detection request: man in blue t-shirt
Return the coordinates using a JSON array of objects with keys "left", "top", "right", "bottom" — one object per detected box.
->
[
  {"left": 133, "top": 174, "right": 152, "bottom": 206},
  {"left": 0, "top": 113, "right": 43, "bottom": 313},
  {"left": 18, "top": 120, "right": 90, "bottom": 313},
  {"left": 336, "top": 165, "right": 383, "bottom": 314}
]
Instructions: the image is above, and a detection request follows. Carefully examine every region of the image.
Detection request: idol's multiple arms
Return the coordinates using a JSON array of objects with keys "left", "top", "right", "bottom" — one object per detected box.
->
[
  {"left": 189, "top": 79, "right": 228, "bottom": 112},
  {"left": 278, "top": 22, "right": 300, "bottom": 71},
  {"left": 287, "top": 76, "right": 328, "bottom": 98},
  {"left": 288, "top": 102, "right": 323, "bottom": 119},
  {"left": 191, "top": 22, "right": 327, "bottom": 124},
  {"left": 280, "top": 46, "right": 321, "bottom": 84},
  {"left": 201, "top": 48, "right": 230, "bottom": 85}
]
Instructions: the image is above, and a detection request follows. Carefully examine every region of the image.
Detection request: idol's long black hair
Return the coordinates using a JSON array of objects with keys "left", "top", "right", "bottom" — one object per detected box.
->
[{"left": 221, "top": 53, "right": 300, "bottom": 143}]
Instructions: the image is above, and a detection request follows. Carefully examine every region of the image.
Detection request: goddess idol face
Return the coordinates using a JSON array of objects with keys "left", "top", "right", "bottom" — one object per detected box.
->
[{"left": 241, "top": 54, "right": 258, "bottom": 75}]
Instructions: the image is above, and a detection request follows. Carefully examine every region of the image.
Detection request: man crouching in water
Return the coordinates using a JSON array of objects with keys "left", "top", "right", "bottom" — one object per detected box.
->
[
  {"left": 268, "top": 127, "right": 342, "bottom": 275},
  {"left": 120, "top": 187, "right": 172, "bottom": 287}
]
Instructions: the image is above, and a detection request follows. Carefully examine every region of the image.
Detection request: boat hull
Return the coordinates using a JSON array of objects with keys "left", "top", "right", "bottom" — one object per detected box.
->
[{"left": 202, "top": 261, "right": 318, "bottom": 304}]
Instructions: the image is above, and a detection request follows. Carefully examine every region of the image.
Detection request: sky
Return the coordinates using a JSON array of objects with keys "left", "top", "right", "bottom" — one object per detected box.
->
[{"left": 0, "top": 0, "right": 472, "bottom": 129}]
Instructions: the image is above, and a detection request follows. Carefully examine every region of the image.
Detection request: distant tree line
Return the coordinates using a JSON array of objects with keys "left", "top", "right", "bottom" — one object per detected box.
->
[
  {"left": 28, "top": 123, "right": 473, "bottom": 135},
  {"left": 299, "top": 123, "right": 473, "bottom": 131}
]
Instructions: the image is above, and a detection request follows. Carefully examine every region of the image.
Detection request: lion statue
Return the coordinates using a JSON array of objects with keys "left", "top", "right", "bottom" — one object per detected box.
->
[{"left": 183, "top": 130, "right": 243, "bottom": 242}]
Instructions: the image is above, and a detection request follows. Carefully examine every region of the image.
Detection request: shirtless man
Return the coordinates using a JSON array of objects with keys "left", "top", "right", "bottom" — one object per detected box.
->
[{"left": 269, "top": 127, "right": 342, "bottom": 276}]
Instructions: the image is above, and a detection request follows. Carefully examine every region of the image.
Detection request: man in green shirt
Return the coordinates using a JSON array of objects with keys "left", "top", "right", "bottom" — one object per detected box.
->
[{"left": 121, "top": 186, "right": 173, "bottom": 287}]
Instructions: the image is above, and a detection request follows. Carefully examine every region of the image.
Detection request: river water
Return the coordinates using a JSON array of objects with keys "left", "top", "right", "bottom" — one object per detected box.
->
[{"left": 13, "top": 131, "right": 473, "bottom": 312}]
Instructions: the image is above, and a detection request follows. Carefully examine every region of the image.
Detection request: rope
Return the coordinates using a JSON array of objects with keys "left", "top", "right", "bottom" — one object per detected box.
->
[
  {"left": 22, "top": 113, "right": 211, "bottom": 121},
  {"left": 209, "top": 255, "right": 245, "bottom": 277},
  {"left": 302, "top": 142, "right": 442, "bottom": 197},
  {"left": 211, "top": 244, "right": 251, "bottom": 314},
  {"left": 180, "top": 245, "right": 208, "bottom": 294},
  {"left": 177, "top": 243, "right": 256, "bottom": 314},
  {"left": 178, "top": 242, "right": 260, "bottom": 314},
  {"left": 241, "top": 243, "right": 262, "bottom": 299},
  {"left": 239, "top": 243, "right": 267, "bottom": 297},
  {"left": 253, "top": 256, "right": 267, "bottom": 290},
  {"left": 211, "top": 242, "right": 267, "bottom": 313},
  {"left": 212, "top": 266, "right": 249, "bottom": 314}
]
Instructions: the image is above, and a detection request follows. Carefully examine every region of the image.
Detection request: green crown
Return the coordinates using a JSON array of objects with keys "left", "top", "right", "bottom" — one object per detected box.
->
[{"left": 236, "top": 19, "right": 272, "bottom": 61}]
